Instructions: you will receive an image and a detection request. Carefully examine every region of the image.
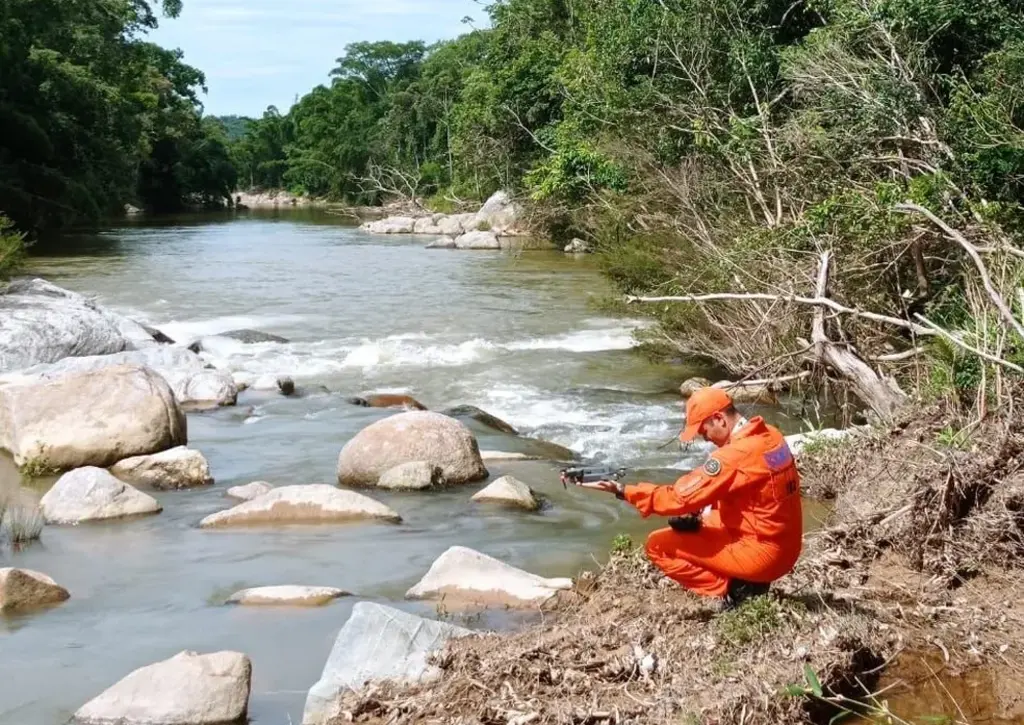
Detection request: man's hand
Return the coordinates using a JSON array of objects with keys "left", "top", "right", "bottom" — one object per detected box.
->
[{"left": 575, "top": 479, "right": 625, "bottom": 499}]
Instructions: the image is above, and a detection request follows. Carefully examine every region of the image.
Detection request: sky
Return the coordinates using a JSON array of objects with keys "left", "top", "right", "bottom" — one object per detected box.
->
[{"left": 147, "top": 0, "right": 490, "bottom": 118}]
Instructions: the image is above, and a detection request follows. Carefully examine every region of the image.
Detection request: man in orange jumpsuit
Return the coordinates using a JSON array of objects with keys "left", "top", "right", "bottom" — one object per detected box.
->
[{"left": 570, "top": 386, "right": 803, "bottom": 605}]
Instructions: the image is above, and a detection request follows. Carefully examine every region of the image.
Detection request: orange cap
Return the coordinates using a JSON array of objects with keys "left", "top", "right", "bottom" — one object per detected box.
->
[{"left": 680, "top": 387, "right": 733, "bottom": 442}]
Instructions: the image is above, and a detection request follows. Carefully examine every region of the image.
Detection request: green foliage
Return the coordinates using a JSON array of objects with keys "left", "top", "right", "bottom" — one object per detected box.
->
[
  {"left": 610, "top": 533, "right": 633, "bottom": 554},
  {"left": 0, "top": 215, "right": 26, "bottom": 279},
  {"left": 716, "top": 595, "right": 783, "bottom": 647},
  {"left": 19, "top": 456, "right": 59, "bottom": 479}
]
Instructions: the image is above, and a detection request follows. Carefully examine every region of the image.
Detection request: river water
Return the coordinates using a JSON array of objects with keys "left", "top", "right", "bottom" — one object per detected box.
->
[{"left": 0, "top": 210, "right": 823, "bottom": 725}]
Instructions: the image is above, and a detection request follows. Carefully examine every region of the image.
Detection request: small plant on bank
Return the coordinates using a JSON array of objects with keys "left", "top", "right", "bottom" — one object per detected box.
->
[
  {"left": 19, "top": 455, "right": 59, "bottom": 479},
  {"left": 0, "top": 500, "right": 44, "bottom": 544},
  {"left": 716, "top": 595, "right": 783, "bottom": 647},
  {"left": 476, "top": 220, "right": 493, "bottom": 232},
  {"left": 611, "top": 533, "right": 633, "bottom": 554},
  {"left": 935, "top": 425, "right": 971, "bottom": 450}
]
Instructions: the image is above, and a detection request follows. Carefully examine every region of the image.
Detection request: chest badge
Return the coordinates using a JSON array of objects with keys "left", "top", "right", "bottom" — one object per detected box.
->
[{"left": 703, "top": 458, "right": 722, "bottom": 476}]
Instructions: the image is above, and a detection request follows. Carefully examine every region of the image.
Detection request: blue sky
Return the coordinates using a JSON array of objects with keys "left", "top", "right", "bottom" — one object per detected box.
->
[{"left": 148, "top": 0, "right": 489, "bottom": 117}]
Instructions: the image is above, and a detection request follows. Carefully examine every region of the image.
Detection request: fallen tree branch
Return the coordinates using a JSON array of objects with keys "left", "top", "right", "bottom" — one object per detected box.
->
[
  {"left": 713, "top": 371, "right": 812, "bottom": 389},
  {"left": 625, "top": 292, "right": 934, "bottom": 336},
  {"left": 871, "top": 348, "right": 925, "bottom": 362},
  {"left": 896, "top": 203, "right": 1024, "bottom": 341},
  {"left": 913, "top": 314, "right": 1024, "bottom": 373}
]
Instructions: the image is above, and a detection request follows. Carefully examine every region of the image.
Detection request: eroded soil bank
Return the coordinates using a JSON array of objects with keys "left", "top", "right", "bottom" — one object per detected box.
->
[{"left": 331, "top": 404, "right": 1024, "bottom": 724}]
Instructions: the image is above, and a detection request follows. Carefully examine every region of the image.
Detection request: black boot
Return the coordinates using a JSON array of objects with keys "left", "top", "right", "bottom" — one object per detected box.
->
[{"left": 724, "top": 578, "right": 771, "bottom": 609}]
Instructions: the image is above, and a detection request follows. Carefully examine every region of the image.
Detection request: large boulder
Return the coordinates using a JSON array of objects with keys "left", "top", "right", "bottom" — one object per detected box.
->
[
  {"left": 337, "top": 411, "right": 487, "bottom": 487},
  {"left": 406, "top": 545, "right": 573, "bottom": 608},
  {"left": 41, "top": 467, "right": 162, "bottom": 524},
  {"left": 302, "top": 602, "right": 472, "bottom": 725},
  {"left": 73, "top": 650, "right": 251, "bottom": 725},
  {"left": 413, "top": 215, "right": 446, "bottom": 235},
  {"left": 473, "top": 191, "right": 524, "bottom": 236},
  {"left": 0, "top": 279, "right": 131, "bottom": 373},
  {"left": 471, "top": 476, "right": 541, "bottom": 511},
  {"left": 0, "top": 364, "right": 186, "bottom": 471},
  {"left": 199, "top": 485, "right": 401, "bottom": 528},
  {"left": 377, "top": 461, "right": 445, "bottom": 491},
  {"left": 453, "top": 230, "right": 500, "bottom": 250},
  {"left": 1, "top": 347, "right": 237, "bottom": 409},
  {"left": 110, "top": 447, "right": 213, "bottom": 490},
  {"left": 0, "top": 568, "right": 70, "bottom": 612},
  {"left": 226, "top": 585, "right": 348, "bottom": 607},
  {"left": 436, "top": 213, "right": 477, "bottom": 236}
]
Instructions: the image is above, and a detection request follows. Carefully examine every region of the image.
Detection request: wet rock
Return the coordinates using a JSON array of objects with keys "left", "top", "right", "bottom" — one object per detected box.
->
[
  {"left": 302, "top": 602, "right": 472, "bottom": 725},
  {"left": 110, "top": 447, "right": 214, "bottom": 490},
  {"left": 277, "top": 377, "right": 296, "bottom": 396},
  {"left": 2, "top": 347, "right": 237, "bottom": 409},
  {"left": 73, "top": 650, "right": 251, "bottom": 725},
  {"left": 199, "top": 484, "right": 401, "bottom": 528},
  {"left": 0, "top": 363, "right": 186, "bottom": 471},
  {"left": 219, "top": 329, "right": 290, "bottom": 345},
  {"left": 406, "top": 545, "right": 573, "bottom": 608},
  {"left": 41, "top": 467, "right": 162, "bottom": 524},
  {"left": 679, "top": 377, "right": 712, "bottom": 397},
  {"left": 225, "top": 482, "right": 273, "bottom": 502},
  {"left": 0, "top": 568, "right": 70, "bottom": 612},
  {"left": 337, "top": 411, "right": 487, "bottom": 487},
  {"left": 480, "top": 451, "right": 541, "bottom": 461},
  {"left": 425, "top": 236, "right": 457, "bottom": 249},
  {"left": 346, "top": 393, "right": 427, "bottom": 410},
  {"left": 441, "top": 405, "right": 518, "bottom": 435},
  {"left": 140, "top": 324, "right": 175, "bottom": 345},
  {"left": 563, "top": 238, "right": 592, "bottom": 253},
  {"left": 0, "top": 279, "right": 136, "bottom": 373},
  {"left": 226, "top": 585, "right": 348, "bottom": 607},
  {"left": 471, "top": 476, "right": 540, "bottom": 511},
  {"left": 360, "top": 216, "right": 417, "bottom": 234},
  {"left": 453, "top": 230, "right": 500, "bottom": 250},
  {"left": 376, "top": 462, "right": 445, "bottom": 491}
]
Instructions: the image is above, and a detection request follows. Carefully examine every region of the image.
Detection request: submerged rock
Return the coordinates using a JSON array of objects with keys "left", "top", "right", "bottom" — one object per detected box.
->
[
  {"left": 73, "top": 650, "right": 252, "bottom": 725},
  {"left": 377, "top": 462, "right": 446, "bottom": 490},
  {"left": 110, "top": 447, "right": 213, "bottom": 490},
  {"left": 406, "top": 545, "right": 573, "bottom": 608},
  {"left": 302, "top": 602, "right": 472, "bottom": 725},
  {"left": 224, "top": 482, "right": 274, "bottom": 502},
  {"left": 337, "top": 411, "right": 487, "bottom": 487},
  {"left": 0, "top": 568, "right": 70, "bottom": 612},
  {"left": 199, "top": 484, "right": 401, "bottom": 528},
  {"left": 471, "top": 476, "right": 541, "bottom": 511},
  {"left": 0, "top": 363, "right": 186, "bottom": 471},
  {"left": 346, "top": 393, "right": 428, "bottom": 410},
  {"left": 226, "top": 585, "right": 348, "bottom": 607},
  {"left": 41, "top": 467, "right": 162, "bottom": 524},
  {"left": 441, "top": 405, "right": 518, "bottom": 435}
]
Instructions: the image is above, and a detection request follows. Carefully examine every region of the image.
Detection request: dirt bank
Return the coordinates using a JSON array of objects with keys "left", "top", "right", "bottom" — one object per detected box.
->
[{"left": 332, "top": 404, "right": 1024, "bottom": 724}]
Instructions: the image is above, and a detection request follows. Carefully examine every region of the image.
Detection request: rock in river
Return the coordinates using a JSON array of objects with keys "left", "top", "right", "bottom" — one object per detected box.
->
[
  {"left": 0, "top": 364, "right": 186, "bottom": 471},
  {"left": 471, "top": 476, "right": 541, "bottom": 511},
  {"left": 74, "top": 650, "right": 252, "bottom": 725},
  {"left": 302, "top": 602, "right": 472, "bottom": 725},
  {"left": 0, "top": 568, "right": 70, "bottom": 612},
  {"left": 110, "top": 447, "right": 213, "bottom": 490},
  {"left": 406, "top": 545, "right": 573, "bottom": 608},
  {"left": 337, "top": 411, "right": 487, "bottom": 487},
  {"left": 224, "top": 482, "right": 274, "bottom": 502},
  {"left": 226, "top": 585, "right": 349, "bottom": 607},
  {"left": 199, "top": 484, "right": 401, "bottom": 528},
  {"left": 40, "top": 467, "right": 162, "bottom": 524},
  {"left": 377, "top": 461, "right": 446, "bottom": 490}
]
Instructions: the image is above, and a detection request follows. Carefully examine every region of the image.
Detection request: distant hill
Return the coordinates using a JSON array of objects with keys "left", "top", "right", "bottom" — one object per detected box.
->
[{"left": 214, "top": 115, "right": 254, "bottom": 142}]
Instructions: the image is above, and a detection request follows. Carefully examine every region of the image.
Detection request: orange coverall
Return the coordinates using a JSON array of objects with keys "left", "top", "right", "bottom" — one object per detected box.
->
[{"left": 622, "top": 416, "right": 803, "bottom": 597}]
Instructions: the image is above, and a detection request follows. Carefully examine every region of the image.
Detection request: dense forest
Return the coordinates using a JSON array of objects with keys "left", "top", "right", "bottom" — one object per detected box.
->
[{"left": 3, "top": 0, "right": 1024, "bottom": 419}]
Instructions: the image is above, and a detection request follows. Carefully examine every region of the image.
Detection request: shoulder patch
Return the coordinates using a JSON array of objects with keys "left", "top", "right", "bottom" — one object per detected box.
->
[{"left": 703, "top": 457, "right": 722, "bottom": 476}]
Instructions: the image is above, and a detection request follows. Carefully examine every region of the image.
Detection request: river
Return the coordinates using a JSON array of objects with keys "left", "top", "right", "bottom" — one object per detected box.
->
[{"left": 0, "top": 210, "right": 823, "bottom": 725}]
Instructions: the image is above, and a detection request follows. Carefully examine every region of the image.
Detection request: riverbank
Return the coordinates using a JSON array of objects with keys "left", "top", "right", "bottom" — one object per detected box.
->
[{"left": 326, "top": 403, "right": 1024, "bottom": 724}]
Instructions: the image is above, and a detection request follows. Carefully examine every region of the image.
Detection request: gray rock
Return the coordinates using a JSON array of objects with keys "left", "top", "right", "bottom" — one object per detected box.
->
[
  {"left": 453, "top": 230, "right": 501, "bottom": 250},
  {"left": 73, "top": 650, "right": 251, "bottom": 725},
  {"left": 302, "top": 603, "right": 472, "bottom": 725},
  {"left": 41, "top": 467, "right": 162, "bottom": 524},
  {"left": 564, "top": 238, "right": 592, "bottom": 253},
  {"left": 0, "top": 363, "right": 186, "bottom": 471},
  {"left": 337, "top": 411, "right": 487, "bottom": 487},
  {"left": 110, "top": 447, "right": 214, "bottom": 490},
  {"left": 0, "top": 279, "right": 130, "bottom": 373},
  {"left": 441, "top": 405, "right": 518, "bottom": 435},
  {"left": 377, "top": 462, "right": 446, "bottom": 490},
  {"left": 471, "top": 476, "right": 540, "bottom": 511},
  {"left": 224, "top": 482, "right": 273, "bottom": 502},
  {"left": 199, "top": 485, "right": 401, "bottom": 528},
  {"left": 219, "top": 329, "right": 290, "bottom": 344},
  {"left": 360, "top": 216, "right": 417, "bottom": 234},
  {"left": 1, "top": 347, "right": 238, "bottom": 409},
  {"left": 425, "top": 236, "right": 457, "bottom": 249},
  {"left": 226, "top": 585, "right": 348, "bottom": 607},
  {"left": 474, "top": 190, "right": 523, "bottom": 235},
  {"left": 0, "top": 568, "right": 70, "bottom": 612}
]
